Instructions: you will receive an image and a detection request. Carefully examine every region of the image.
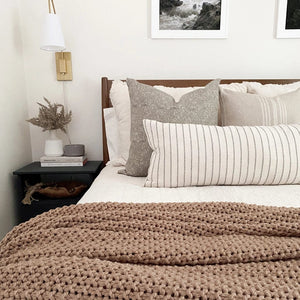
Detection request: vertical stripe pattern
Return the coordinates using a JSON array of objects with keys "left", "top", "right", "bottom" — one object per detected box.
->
[
  {"left": 257, "top": 96, "right": 288, "bottom": 125},
  {"left": 143, "top": 120, "right": 300, "bottom": 188}
]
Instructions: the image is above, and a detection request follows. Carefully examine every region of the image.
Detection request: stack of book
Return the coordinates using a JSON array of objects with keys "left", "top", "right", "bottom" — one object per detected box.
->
[{"left": 40, "top": 155, "right": 88, "bottom": 167}]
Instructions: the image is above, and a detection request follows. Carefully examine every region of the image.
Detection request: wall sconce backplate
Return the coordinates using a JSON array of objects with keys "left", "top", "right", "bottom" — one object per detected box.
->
[{"left": 55, "top": 52, "right": 73, "bottom": 81}]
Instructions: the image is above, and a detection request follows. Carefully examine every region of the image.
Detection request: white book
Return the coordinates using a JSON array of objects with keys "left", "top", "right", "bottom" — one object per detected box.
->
[
  {"left": 40, "top": 155, "right": 87, "bottom": 163},
  {"left": 41, "top": 159, "right": 88, "bottom": 167}
]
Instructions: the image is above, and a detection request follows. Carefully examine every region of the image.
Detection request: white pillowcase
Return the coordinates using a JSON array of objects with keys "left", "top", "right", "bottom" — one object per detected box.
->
[
  {"left": 103, "top": 108, "right": 123, "bottom": 166},
  {"left": 244, "top": 81, "right": 300, "bottom": 97},
  {"left": 152, "top": 85, "right": 200, "bottom": 102},
  {"left": 109, "top": 80, "right": 248, "bottom": 166},
  {"left": 109, "top": 81, "right": 131, "bottom": 165},
  {"left": 143, "top": 119, "right": 300, "bottom": 188}
]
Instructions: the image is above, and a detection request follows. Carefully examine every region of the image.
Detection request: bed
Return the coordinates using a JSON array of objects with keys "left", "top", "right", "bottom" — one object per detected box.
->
[{"left": 0, "top": 78, "right": 299, "bottom": 299}]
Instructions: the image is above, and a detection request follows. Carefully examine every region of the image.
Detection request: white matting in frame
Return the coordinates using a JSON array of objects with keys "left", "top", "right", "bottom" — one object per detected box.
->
[
  {"left": 151, "top": 0, "right": 228, "bottom": 39},
  {"left": 277, "top": 0, "right": 300, "bottom": 38}
]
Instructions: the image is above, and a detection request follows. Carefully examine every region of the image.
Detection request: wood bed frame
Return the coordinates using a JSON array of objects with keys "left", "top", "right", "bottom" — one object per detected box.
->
[{"left": 101, "top": 77, "right": 298, "bottom": 164}]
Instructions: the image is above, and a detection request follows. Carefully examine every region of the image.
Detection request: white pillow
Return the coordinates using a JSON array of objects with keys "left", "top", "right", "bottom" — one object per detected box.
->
[
  {"left": 220, "top": 82, "right": 248, "bottom": 93},
  {"left": 143, "top": 119, "right": 300, "bottom": 188},
  {"left": 153, "top": 86, "right": 200, "bottom": 102},
  {"left": 156, "top": 83, "right": 247, "bottom": 102},
  {"left": 244, "top": 81, "right": 300, "bottom": 97},
  {"left": 109, "top": 80, "right": 248, "bottom": 166},
  {"left": 109, "top": 81, "right": 131, "bottom": 165},
  {"left": 103, "top": 108, "right": 123, "bottom": 166}
]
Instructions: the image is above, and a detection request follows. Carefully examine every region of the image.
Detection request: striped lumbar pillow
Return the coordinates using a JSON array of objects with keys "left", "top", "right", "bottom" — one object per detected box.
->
[{"left": 143, "top": 119, "right": 300, "bottom": 188}]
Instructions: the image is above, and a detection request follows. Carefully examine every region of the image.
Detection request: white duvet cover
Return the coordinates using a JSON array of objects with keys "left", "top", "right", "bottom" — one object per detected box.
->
[{"left": 79, "top": 165, "right": 300, "bottom": 207}]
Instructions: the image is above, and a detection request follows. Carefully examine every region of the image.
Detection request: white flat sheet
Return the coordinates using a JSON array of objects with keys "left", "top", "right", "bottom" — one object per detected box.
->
[{"left": 79, "top": 165, "right": 300, "bottom": 207}]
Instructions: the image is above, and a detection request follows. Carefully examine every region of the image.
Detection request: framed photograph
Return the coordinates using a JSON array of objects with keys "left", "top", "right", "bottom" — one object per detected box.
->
[
  {"left": 151, "top": 0, "right": 228, "bottom": 39},
  {"left": 277, "top": 0, "right": 300, "bottom": 38}
]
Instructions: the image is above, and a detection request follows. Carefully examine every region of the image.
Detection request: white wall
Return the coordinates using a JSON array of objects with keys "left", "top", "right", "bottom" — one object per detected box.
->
[
  {"left": 18, "top": 0, "right": 300, "bottom": 161},
  {"left": 0, "top": 0, "right": 32, "bottom": 239}
]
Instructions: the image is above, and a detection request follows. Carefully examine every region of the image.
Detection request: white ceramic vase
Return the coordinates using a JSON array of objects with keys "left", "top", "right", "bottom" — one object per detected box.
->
[{"left": 44, "top": 131, "right": 63, "bottom": 157}]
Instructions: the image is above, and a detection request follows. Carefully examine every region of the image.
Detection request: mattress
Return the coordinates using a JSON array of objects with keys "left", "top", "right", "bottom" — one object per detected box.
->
[{"left": 79, "top": 165, "right": 300, "bottom": 207}]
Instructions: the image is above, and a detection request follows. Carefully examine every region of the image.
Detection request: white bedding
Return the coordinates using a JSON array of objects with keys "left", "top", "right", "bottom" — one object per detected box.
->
[{"left": 79, "top": 164, "right": 300, "bottom": 207}]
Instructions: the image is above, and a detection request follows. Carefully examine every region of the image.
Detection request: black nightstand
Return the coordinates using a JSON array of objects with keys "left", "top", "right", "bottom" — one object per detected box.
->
[{"left": 13, "top": 161, "right": 103, "bottom": 224}]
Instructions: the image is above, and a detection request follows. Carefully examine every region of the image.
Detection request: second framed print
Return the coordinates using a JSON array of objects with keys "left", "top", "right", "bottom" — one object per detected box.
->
[
  {"left": 151, "top": 0, "right": 228, "bottom": 39},
  {"left": 277, "top": 0, "right": 300, "bottom": 38}
]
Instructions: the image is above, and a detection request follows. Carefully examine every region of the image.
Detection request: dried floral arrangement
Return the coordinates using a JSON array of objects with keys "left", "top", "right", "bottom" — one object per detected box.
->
[{"left": 27, "top": 97, "right": 72, "bottom": 133}]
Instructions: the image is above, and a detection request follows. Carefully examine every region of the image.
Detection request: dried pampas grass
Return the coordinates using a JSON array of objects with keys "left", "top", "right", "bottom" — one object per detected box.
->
[{"left": 27, "top": 97, "right": 72, "bottom": 133}]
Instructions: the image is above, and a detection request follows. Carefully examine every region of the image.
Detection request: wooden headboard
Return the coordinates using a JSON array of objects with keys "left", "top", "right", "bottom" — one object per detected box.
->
[{"left": 101, "top": 77, "right": 298, "bottom": 164}]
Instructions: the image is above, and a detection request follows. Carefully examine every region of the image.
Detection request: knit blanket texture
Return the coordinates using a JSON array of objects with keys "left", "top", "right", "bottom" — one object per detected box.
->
[{"left": 0, "top": 202, "right": 299, "bottom": 299}]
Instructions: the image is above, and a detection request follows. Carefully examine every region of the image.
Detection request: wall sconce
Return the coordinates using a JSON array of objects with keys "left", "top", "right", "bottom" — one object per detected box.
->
[{"left": 41, "top": 0, "right": 73, "bottom": 81}]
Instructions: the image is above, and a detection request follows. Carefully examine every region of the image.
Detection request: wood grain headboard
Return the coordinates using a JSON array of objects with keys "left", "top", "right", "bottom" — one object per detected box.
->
[{"left": 101, "top": 77, "right": 298, "bottom": 164}]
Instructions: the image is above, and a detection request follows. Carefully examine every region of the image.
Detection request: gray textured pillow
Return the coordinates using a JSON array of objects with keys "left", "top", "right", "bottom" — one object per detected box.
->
[{"left": 120, "top": 78, "right": 220, "bottom": 177}]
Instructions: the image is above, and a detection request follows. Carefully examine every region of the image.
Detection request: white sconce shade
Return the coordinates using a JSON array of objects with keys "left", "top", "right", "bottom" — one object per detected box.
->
[{"left": 41, "top": 13, "right": 65, "bottom": 52}]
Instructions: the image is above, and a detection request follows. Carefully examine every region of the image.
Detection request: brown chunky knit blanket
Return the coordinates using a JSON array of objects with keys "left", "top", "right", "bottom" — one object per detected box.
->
[{"left": 0, "top": 202, "right": 299, "bottom": 299}]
